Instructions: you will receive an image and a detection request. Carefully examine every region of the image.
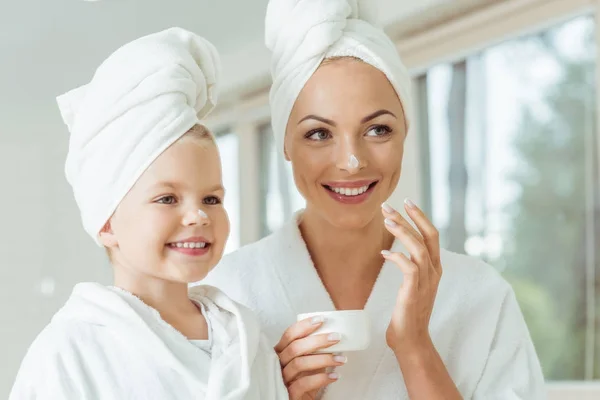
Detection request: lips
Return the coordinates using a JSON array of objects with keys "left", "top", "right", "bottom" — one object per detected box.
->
[
  {"left": 322, "top": 180, "right": 379, "bottom": 204},
  {"left": 166, "top": 236, "right": 212, "bottom": 256},
  {"left": 167, "top": 242, "right": 208, "bottom": 249},
  {"left": 323, "top": 180, "right": 378, "bottom": 194}
]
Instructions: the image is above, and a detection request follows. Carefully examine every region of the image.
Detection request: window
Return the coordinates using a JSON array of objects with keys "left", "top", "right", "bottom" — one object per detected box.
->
[
  {"left": 418, "top": 15, "right": 598, "bottom": 380},
  {"left": 215, "top": 132, "right": 241, "bottom": 254},
  {"left": 259, "top": 124, "right": 305, "bottom": 236}
]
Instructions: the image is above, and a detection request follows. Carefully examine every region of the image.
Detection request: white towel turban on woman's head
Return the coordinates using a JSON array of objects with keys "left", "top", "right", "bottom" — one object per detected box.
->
[
  {"left": 266, "top": 0, "right": 413, "bottom": 156},
  {"left": 57, "top": 27, "right": 220, "bottom": 245}
]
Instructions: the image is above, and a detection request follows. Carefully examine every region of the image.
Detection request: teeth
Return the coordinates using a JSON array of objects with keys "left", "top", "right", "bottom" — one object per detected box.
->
[
  {"left": 331, "top": 185, "right": 369, "bottom": 196},
  {"left": 171, "top": 242, "right": 207, "bottom": 249}
]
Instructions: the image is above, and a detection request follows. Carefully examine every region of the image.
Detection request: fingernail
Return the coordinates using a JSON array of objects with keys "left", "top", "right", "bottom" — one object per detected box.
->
[
  {"left": 328, "top": 372, "right": 340, "bottom": 380},
  {"left": 381, "top": 250, "right": 392, "bottom": 257},
  {"left": 311, "top": 315, "right": 325, "bottom": 325},
  {"left": 381, "top": 202, "right": 394, "bottom": 213},
  {"left": 404, "top": 198, "right": 416, "bottom": 208},
  {"left": 328, "top": 333, "right": 342, "bottom": 341},
  {"left": 333, "top": 355, "right": 347, "bottom": 363},
  {"left": 384, "top": 218, "right": 398, "bottom": 228}
]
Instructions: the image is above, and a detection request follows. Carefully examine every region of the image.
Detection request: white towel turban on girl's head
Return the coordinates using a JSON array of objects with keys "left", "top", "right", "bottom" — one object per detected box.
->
[
  {"left": 57, "top": 27, "right": 220, "bottom": 245},
  {"left": 266, "top": 0, "right": 413, "bottom": 156}
]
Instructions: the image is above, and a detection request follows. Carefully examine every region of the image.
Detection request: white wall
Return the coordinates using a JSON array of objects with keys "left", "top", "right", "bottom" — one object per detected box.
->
[{"left": 0, "top": 129, "right": 112, "bottom": 393}]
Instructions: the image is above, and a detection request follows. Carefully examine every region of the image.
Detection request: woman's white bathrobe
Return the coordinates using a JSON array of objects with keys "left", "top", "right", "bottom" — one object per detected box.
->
[
  {"left": 10, "top": 283, "right": 287, "bottom": 400},
  {"left": 204, "top": 215, "right": 546, "bottom": 399}
]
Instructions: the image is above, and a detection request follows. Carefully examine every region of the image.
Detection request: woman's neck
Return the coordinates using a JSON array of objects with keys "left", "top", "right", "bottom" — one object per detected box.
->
[
  {"left": 299, "top": 208, "right": 395, "bottom": 309},
  {"left": 300, "top": 208, "right": 394, "bottom": 270}
]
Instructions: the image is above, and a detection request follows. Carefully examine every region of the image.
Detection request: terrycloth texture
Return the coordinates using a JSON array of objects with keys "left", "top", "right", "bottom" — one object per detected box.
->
[
  {"left": 10, "top": 283, "right": 287, "bottom": 400},
  {"left": 57, "top": 27, "right": 220, "bottom": 244},
  {"left": 204, "top": 214, "right": 547, "bottom": 399},
  {"left": 266, "top": 0, "right": 413, "bottom": 156}
]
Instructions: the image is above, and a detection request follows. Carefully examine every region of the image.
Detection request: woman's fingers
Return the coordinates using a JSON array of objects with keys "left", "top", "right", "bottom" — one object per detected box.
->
[
  {"left": 278, "top": 332, "right": 342, "bottom": 366},
  {"left": 276, "top": 319, "right": 342, "bottom": 399},
  {"left": 382, "top": 202, "right": 424, "bottom": 245},
  {"left": 275, "top": 316, "right": 326, "bottom": 354},
  {"left": 382, "top": 204, "right": 430, "bottom": 265},
  {"left": 403, "top": 199, "right": 442, "bottom": 274},
  {"left": 287, "top": 371, "right": 340, "bottom": 400},
  {"left": 282, "top": 354, "right": 347, "bottom": 384},
  {"left": 381, "top": 250, "right": 419, "bottom": 299},
  {"left": 382, "top": 203, "right": 431, "bottom": 288}
]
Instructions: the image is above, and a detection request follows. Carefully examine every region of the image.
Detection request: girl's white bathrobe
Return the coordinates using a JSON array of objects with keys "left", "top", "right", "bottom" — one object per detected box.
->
[
  {"left": 10, "top": 283, "right": 287, "bottom": 400},
  {"left": 204, "top": 215, "right": 547, "bottom": 399}
]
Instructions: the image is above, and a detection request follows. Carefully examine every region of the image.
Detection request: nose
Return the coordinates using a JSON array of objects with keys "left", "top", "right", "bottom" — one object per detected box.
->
[
  {"left": 182, "top": 208, "right": 210, "bottom": 227},
  {"left": 335, "top": 134, "right": 367, "bottom": 173}
]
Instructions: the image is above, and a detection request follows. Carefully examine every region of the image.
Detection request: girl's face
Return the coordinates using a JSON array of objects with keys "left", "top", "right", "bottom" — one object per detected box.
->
[{"left": 100, "top": 132, "right": 229, "bottom": 284}]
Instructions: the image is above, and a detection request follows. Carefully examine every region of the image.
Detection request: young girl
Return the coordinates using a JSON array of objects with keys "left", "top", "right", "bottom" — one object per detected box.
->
[{"left": 10, "top": 27, "right": 287, "bottom": 400}]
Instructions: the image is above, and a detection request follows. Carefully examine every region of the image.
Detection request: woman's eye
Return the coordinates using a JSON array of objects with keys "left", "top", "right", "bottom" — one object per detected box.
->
[
  {"left": 306, "top": 130, "right": 331, "bottom": 141},
  {"left": 366, "top": 125, "right": 392, "bottom": 137}
]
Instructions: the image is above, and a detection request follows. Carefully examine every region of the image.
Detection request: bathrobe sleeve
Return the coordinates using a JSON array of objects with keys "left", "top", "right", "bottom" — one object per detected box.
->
[{"left": 472, "top": 289, "right": 546, "bottom": 400}]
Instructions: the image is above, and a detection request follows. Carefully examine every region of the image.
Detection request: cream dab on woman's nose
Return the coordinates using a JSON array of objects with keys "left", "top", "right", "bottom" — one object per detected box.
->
[{"left": 348, "top": 154, "right": 359, "bottom": 169}]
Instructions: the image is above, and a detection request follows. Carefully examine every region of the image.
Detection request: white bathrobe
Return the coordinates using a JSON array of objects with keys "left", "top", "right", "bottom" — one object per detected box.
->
[
  {"left": 204, "top": 215, "right": 547, "bottom": 399},
  {"left": 10, "top": 283, "right": 287, "bottom": 400}
]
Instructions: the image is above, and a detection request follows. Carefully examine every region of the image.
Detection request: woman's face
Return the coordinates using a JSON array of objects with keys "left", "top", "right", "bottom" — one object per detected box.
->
[{"left": 285, "top": 58, "right": 407, "bottom": 229}]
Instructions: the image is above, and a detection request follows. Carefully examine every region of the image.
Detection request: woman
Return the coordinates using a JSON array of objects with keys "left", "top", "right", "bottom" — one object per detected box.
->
[{"left": 204, "top": 1, "right": 546, "bottom": 399}]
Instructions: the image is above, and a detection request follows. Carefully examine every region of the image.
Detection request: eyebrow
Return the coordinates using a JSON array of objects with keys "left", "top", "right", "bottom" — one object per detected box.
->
[
  {"left": 150, "top": 182, "right": 225, "bottom": 193},
  {"left": 297, "top": 109, "right": 397, "bottom": 126},
  {"left": 298, "top": 115, "right": 336, "bottom": 126},
  {"left": 208, "top": 184, "right": 226, "bottom": 193},
  {"left": 361, "top": 109, "right": 396, "bottom": 123},
  {"left": 150, "top": 181, "right": 178, "bottom": 190}
]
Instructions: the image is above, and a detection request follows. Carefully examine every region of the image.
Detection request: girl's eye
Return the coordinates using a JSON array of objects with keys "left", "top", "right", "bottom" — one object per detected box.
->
[
  {"left": 156, "top": 195, "right": 177, "bottom": 205},
  {"left": 203, "top": 196, "right": 222, "bottom": 205}
]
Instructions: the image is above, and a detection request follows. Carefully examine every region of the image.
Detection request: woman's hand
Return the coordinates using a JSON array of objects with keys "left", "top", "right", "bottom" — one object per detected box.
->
[
  {"left": 381, "top": 199, "right": 463, "bottom": 400},
  {"left": 381, "top": 199, "right": 442, "bottom": 355},
  {"left": 274, "top": 316, "right": 346, "bottom": 400}
]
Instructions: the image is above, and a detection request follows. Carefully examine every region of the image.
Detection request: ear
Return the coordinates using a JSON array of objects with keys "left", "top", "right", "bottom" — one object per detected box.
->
[{"left": 98, "top": 220, "right": 118, "bottom": 248}]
